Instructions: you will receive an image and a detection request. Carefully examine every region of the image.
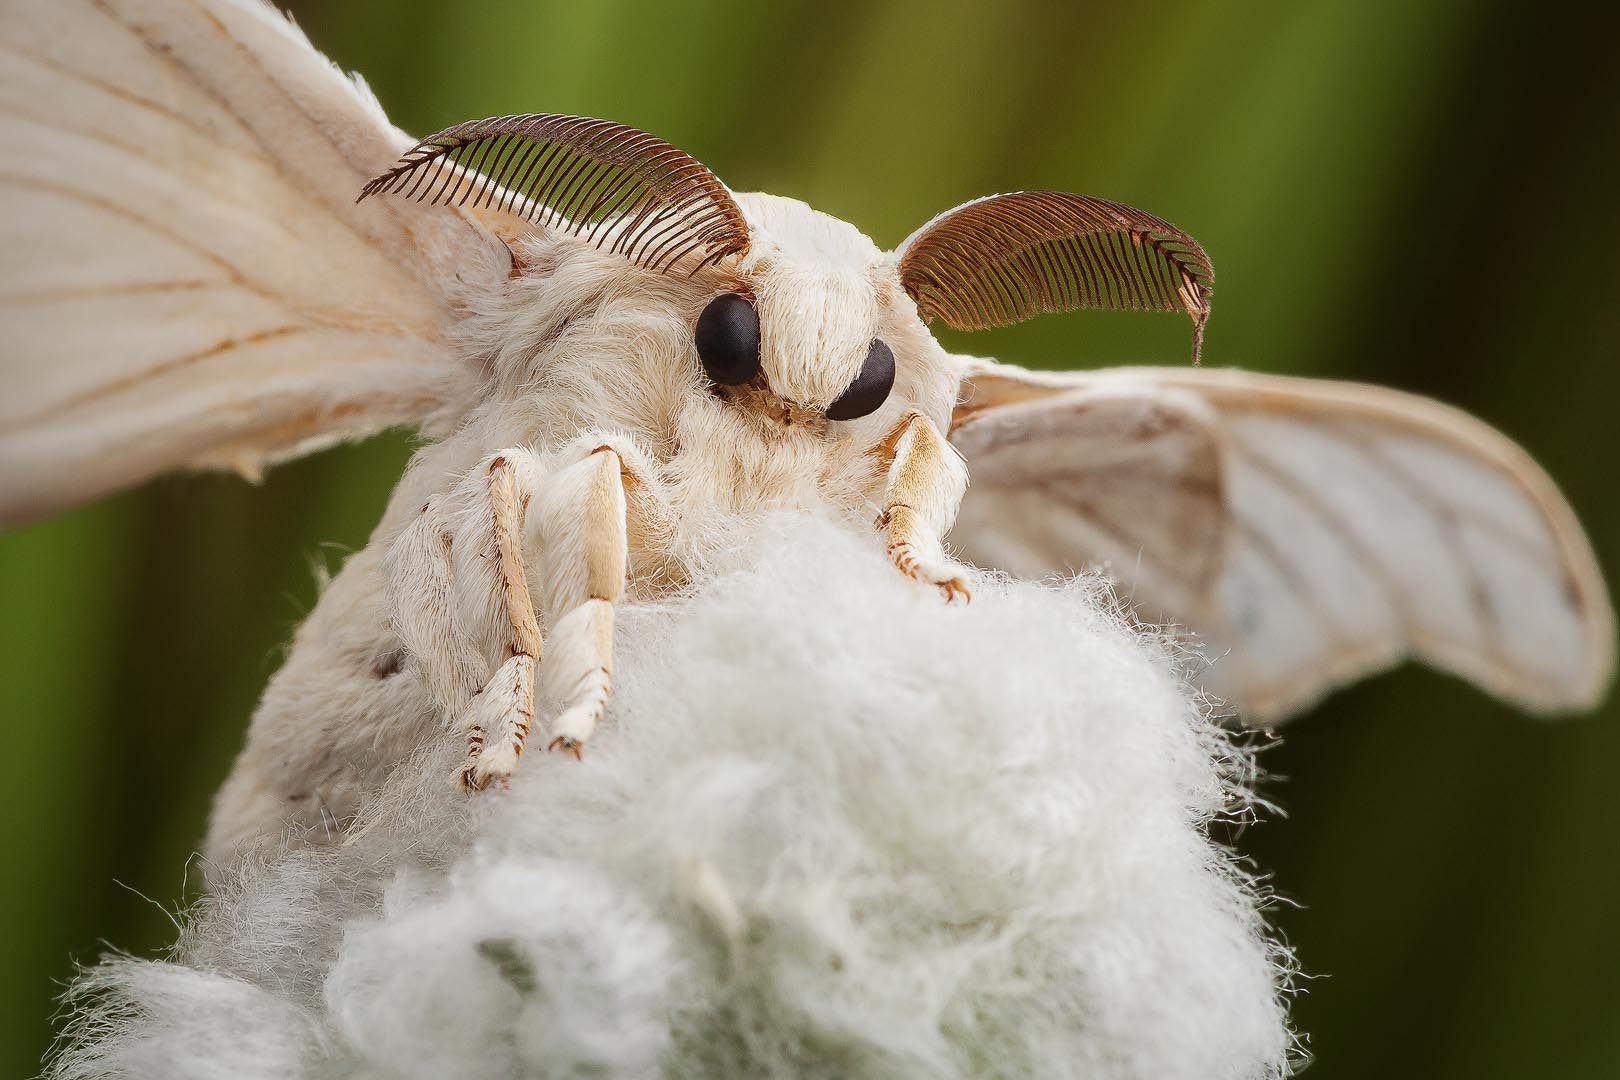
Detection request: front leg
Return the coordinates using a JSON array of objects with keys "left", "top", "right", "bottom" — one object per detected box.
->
[
  {"left": 456, "top": 452, "right": 549, "bottom": 790},
  {"left": 874, "top": 410, "right": 971, "bottom": 601},
  {"left": 528, "top": 440, "right": 643, "bottom": 757}
]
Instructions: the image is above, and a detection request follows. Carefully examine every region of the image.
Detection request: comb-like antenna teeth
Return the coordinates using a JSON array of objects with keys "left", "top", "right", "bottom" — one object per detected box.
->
[
  {"left": 587, "top": 139, "right": 675, "bottom": 227},
  {"left": 423, "top": 141, "right": 468, "bottom": 207},
  {"left": 474, "top": 134, "right": 524, "bottom": 209},
  {"left": 360, "top": 113, "right": 751, "bottom": 273},
  {"left": 398, "top": 148, "right": 441, "bottom": 201},
  {"left": 638, "top": 190, "right": 728, "bottom": 271},
  {"left": 583, "top": 169, "right": 646, "bottom": 233},
  {"left": 447, "top": 135, "right": 502, "bottom": 207},
  {"left": 575, "top": 155, "right": 635, "bottom": 229},
  {"left": 613, "top": 159, "right": 711, "bottom": 262},
  {"left": 544, "top": 121, "right": 618, "bottom": 227},
  {"left": 463, "top": 134, "right": 512, "bottom": 209},
  {"left": 504, "top": 135, "right": 566, "bottom": 218},
  {"left": 896, "top": 191, "right": 1214, "bottom": 360}
]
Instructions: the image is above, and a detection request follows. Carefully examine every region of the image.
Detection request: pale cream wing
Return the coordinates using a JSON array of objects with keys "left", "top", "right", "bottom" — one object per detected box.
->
[
  {"left": 0, "top": 0, "right": 511, "bottom": 524},
  {"left": 950, "top": 359, "right": 1615, "bottom": 723}
]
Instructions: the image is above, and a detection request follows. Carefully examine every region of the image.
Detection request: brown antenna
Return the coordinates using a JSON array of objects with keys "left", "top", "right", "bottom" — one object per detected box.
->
[
  {"left": 895, "top": 191, "right": 1214, "bottom": 363},
  {"left": 360, "top": 114, "right": 751, "bottom": 274}
]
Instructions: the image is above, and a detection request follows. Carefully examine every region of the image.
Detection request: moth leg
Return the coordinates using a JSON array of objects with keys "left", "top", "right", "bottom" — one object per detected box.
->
[
  {"left": 875, "top": 410, "right": 972, "bottom": 602},
  {"left": 449, "top": 449, "right": 552, "bottom": 791},
  {"left": 529, "top": 440, "right": 639, "bottom": 758}
]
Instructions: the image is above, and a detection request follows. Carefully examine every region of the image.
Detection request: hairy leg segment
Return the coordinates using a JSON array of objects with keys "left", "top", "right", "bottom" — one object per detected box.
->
[{"left": 873, "top": 410, "right": 972, "bottom": 602}]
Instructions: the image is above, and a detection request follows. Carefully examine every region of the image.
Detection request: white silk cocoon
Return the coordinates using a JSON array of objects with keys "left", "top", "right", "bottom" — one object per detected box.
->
[{"left": 53, "top": 513, "right": 1294, "bottom": 1079}]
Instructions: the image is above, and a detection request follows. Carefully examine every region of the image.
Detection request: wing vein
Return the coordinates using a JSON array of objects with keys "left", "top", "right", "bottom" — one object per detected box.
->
[
  {"left": 0, "top": 173, "right": 436, "bottom": 339},
  {"left": 3, "top": 325, "right": 309, "bottom": 434},
  {"left": 1224, "top": 430, "right": 1415, "bottom": 628},
  {"left": 1230, "top": 511, "right": 1347, "bottom": 638},
  {"left": 0, "top": 280, "right": 226, "bottom": 305},
  {"left": 1029, "top": 480, "right": 1207, "bottom": 593},
  {"left": 0, "top": 34, "right": 270, "bottom": 166},
  {"left": 97, "top": 0, "right": 454, "bottom": 270},
  {"left": 1324, "top": 421, "right": 1507, "bottom": 661},
  {"left": 1229, "top": 408, "right": 1555, "bottom": 563}
]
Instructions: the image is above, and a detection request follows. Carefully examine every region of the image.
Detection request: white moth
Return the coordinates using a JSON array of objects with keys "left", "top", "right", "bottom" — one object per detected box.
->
[{"left": 1, "top": 0, "right": 1611, "bottom": 870}]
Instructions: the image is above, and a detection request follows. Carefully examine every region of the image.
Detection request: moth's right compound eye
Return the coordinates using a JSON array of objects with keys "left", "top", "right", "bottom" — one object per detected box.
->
[{"left": 695, "top": 293, "right": 761, "bottom": 386}]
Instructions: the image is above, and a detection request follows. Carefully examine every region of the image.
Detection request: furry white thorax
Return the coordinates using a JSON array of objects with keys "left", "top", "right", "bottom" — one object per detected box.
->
[{"left": 411, "top": 192, "right": 961, "bottom": 580}]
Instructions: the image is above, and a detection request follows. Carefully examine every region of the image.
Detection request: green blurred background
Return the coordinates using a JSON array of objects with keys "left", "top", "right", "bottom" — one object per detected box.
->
[{"left": 4, "top": 0, "right": 1618, "bottom": 1075}]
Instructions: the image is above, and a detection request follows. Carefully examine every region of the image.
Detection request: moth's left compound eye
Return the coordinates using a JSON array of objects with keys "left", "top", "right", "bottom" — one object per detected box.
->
[
  {"left": 826, "top": 339, "right": 895, "bottom": 421},
  {"left": 695, "top": 293, "right": 761, "bottom": 386}
]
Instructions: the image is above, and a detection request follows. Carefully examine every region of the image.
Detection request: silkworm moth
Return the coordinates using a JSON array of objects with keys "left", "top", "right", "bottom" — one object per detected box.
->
[{"left": 0, "top": 0, "right": 1610, "bottom": 868}]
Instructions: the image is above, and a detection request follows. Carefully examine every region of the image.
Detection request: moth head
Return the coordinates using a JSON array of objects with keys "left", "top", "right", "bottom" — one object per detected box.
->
[
  {"left": 705, "top": 186, "right": 1219, "bottom": 426},
  {"left": 360, "top": 116, "right": 915, "bottom": 424},
  {"left": 360, "top": 115, "right": 1214, "bottom": 429},
  {"left": 721, "top": 193, "right": 899, "bottom": 420}
]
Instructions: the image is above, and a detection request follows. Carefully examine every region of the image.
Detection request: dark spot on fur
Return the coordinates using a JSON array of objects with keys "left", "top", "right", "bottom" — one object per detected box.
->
[{"left": 371, "top": 649, "right": 405, "bottom": 679}]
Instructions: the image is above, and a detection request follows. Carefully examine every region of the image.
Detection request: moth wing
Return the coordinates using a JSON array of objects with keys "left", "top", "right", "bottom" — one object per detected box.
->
[
  {"left": 949, "top": 358, "right": 1614, "bottom": 722},
  {"left": 0, "top": 0, "right": 512, "bottom": 523}
]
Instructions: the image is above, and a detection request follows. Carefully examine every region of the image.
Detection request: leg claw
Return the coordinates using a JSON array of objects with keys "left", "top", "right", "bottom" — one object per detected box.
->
[
  {"left": 460, "top": 764, "right": 509, "bottom": 794},
  {"left": 460, "top": 747, "right": 518, "bottom": 793},
  {"left": 548, "top": 735, "right": 584, "bottom": 760},
  {"left": 889, "top": 541, "right": 972, "bottom": 605}
]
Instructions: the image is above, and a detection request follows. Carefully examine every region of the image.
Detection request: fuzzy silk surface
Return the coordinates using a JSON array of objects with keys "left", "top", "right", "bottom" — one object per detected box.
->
[{"left": 52, "top": 513, "right": 1295, "bottom": 1079}]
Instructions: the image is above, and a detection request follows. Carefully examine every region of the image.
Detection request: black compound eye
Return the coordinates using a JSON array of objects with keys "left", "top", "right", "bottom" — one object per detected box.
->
[
  {"left": 695, "top": 293, "right": 761, "bottom": 386},
  {"left": 826, "top": 339, "right": 895, "bottom": 421}
]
